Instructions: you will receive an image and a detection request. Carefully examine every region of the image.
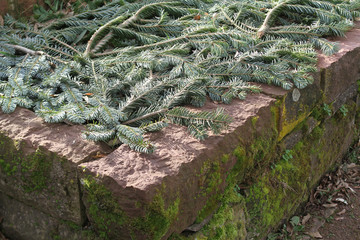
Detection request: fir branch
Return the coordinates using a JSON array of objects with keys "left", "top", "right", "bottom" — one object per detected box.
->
[
  {"left": 123, "top": 109, "right": 168, "bottom": 125},
  {"left": 257, "top": 1, "right": 289, "bottom": 38},
  {"left": 1, "top": 0, "right": 359, "bottom": 153},
  {"left": 51, "top": 37, "right": 81, "bottom": 55}
]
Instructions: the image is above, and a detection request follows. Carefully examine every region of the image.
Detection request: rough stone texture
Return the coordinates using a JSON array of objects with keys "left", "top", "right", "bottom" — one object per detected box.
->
[
  {"left": 257, "top": 73, "right": 322, "bottom": 142},
  {"left": 0, "top": 191, "right": 61, "bottom": 240},
  {"left": 318, "top": 22, "right": 360, "bottom": 103},
  {"left": 0, "top": 108, "right": 109, "bottom": 224},
  {"left": 0, "top": 191, "right": 99, "bottom": 240},
  {"left": 79, "top": 94, "right": 277, "bottom": 239}
]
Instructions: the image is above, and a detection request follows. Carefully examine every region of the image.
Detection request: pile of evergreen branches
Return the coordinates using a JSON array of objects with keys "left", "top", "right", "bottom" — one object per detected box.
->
[{"left": 0, "top": 0, "right": 359, "bottom": 153}]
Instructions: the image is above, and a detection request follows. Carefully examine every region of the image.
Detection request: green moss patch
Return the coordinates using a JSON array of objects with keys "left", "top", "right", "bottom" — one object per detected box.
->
[
  {"left": 0, "top": 135, "right": 53, "bottom": 193},
  {"left": 81, "top": 176, "right": 125, "bottom": 239},
  {"left": 81, "top": 176, "right": 180, "bottom": 240},
  {"left": 245, "top": 101, "right": 356, "bottom": 239}
]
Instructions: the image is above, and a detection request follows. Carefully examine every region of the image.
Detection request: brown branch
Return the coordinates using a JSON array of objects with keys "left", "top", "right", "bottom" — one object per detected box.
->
[
  {"left": 4, "top": 44, "right": 45, "bottom": 56},
  {"left": 122, "top": 109, "right": 168, "bottom": 125}
]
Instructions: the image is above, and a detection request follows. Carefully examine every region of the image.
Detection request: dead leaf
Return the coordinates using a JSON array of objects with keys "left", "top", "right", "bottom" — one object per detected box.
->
[
  {"left": 335, "top": 217, "right": 344, "bottom": 221},
  {"left": 306, "top": 231, "right": 323, "bottom": 239},
  {"left": 93, "top": 151, "right": 107, "bottom": 159},
  {"left": 347, "top": 163, "right": 358, "bottom": 168},
  {"left": 335, "top": 198, "right": 348, "bottom": 205},
  {"left": 324, "top": 208, "right": 336, "bottom": 218},
  {"left": 301, "top": 236, "right": 311, "bottom": 240},
  {"left": 348, "top": 186, "right": 356, "bottom": 194},
  {"left": 323, "top": 203, "right": 337, "bottom": 208},
  {"left": 307, "top": 217, "right": 325, "bottom": 237},
  {"left": 302, "top": 214, "right": 311, "bottom": 225},
  {"left": 286, "top": 223, "right": 294, "bottom": 236},
  {"left": 337, "top": 209, "right": 346, "bottom": 215}
]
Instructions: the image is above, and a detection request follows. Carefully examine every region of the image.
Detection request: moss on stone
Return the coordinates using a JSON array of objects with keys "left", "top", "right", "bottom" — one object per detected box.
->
[
  {"left": 195, "top": 159, "right": 223, "bottom": 223},
  {"left": 172, "top": 184, "right": 246, "bottom": 240},
  {"left": 245, "top": 100, "right": 356, "bottom": 239},
  {"left": 197, "top": 186, "right": 246, "bottom": 240},
  {"left": 135, "top": 190, "right": 180, "bottom": 240},
  {"left": 81, "top": 176, "right": 125, "bottom": 240},
  {"left": 0, "top": 135, "right": 53, "bottom": 192},
  {"left": 82, "top": 176, "right": 180, "bottom": 240},
  {"left": 246, "top": 141, "right": 310, "bottom": 237},
  {"left": 251, "top": 116, "right": 259, "bottom": 129},
  {"left": 21, "top": 149, "right": 53, "bottom": 192}
]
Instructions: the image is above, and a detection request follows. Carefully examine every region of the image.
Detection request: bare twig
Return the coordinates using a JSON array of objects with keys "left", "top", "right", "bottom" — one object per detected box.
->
[
  {"left": 122, "top": 109, "right": 168, "bottom": 125},
  {"left": 4, "top": 44, "right": 45, "bottom": 56}
]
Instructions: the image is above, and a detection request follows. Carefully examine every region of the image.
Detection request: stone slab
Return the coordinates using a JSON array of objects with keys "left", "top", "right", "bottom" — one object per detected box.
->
[
  {"left": 79, "top": 93, "right": 277, "bottom": 239},
  {"left": 0, "top": 107, "right": 109, "bottom": 225},
  {"left": 0, "top": 191, "right": 99, "bottom": 240},
  {"left": 318, "top": 22, "right": 360, "bottom": 103}
]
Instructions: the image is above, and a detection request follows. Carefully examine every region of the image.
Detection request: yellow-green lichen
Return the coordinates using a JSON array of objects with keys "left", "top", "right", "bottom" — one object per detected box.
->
[
  {"left": 251, "top": 116, "right": 259, "bottom": 129},
  {"left": 278, "top": 104, "right": 310, "bottom": 141}
]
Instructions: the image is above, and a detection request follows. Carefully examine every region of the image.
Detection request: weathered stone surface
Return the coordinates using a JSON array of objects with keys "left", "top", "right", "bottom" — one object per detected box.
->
[
  {"left": 257, "top": 75, "right": 322, "bottom": 142},
  {"left": 0, "top": 108, "right": 109, "bottom": 225},
  {"left": 318, "top": 22, "right": 360, "bottom": 103},
  {"left": 281, "top": 81, "right": 358, "bottom": 150},
  {"left": 244, "top": 99, "right": 357, "bottom": 239},
  {"left": 0, "top": 191, "right": 99, "bottom": 240},
  {"left": 0, "top": 191, "right": 60, "bottom": 240},
  {"left": 79, "top": 94, "right": 277, "bottom": 239}
]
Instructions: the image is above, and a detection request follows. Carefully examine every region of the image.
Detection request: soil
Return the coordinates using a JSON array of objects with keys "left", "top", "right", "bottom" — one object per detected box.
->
[{"left": 268, "top": 140, "right": 360, "bottom": 240}]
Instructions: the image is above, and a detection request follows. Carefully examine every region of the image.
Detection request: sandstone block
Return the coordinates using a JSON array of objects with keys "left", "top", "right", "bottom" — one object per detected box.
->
[
  {"left": 318, "top": 22, "right": 360, "bottom": 103},
  {"left": 0, "top": 108, "right": 109, "bottom": 225},
  {"left": 79, "top": 94, "right": 277, "bottom": 239}
]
